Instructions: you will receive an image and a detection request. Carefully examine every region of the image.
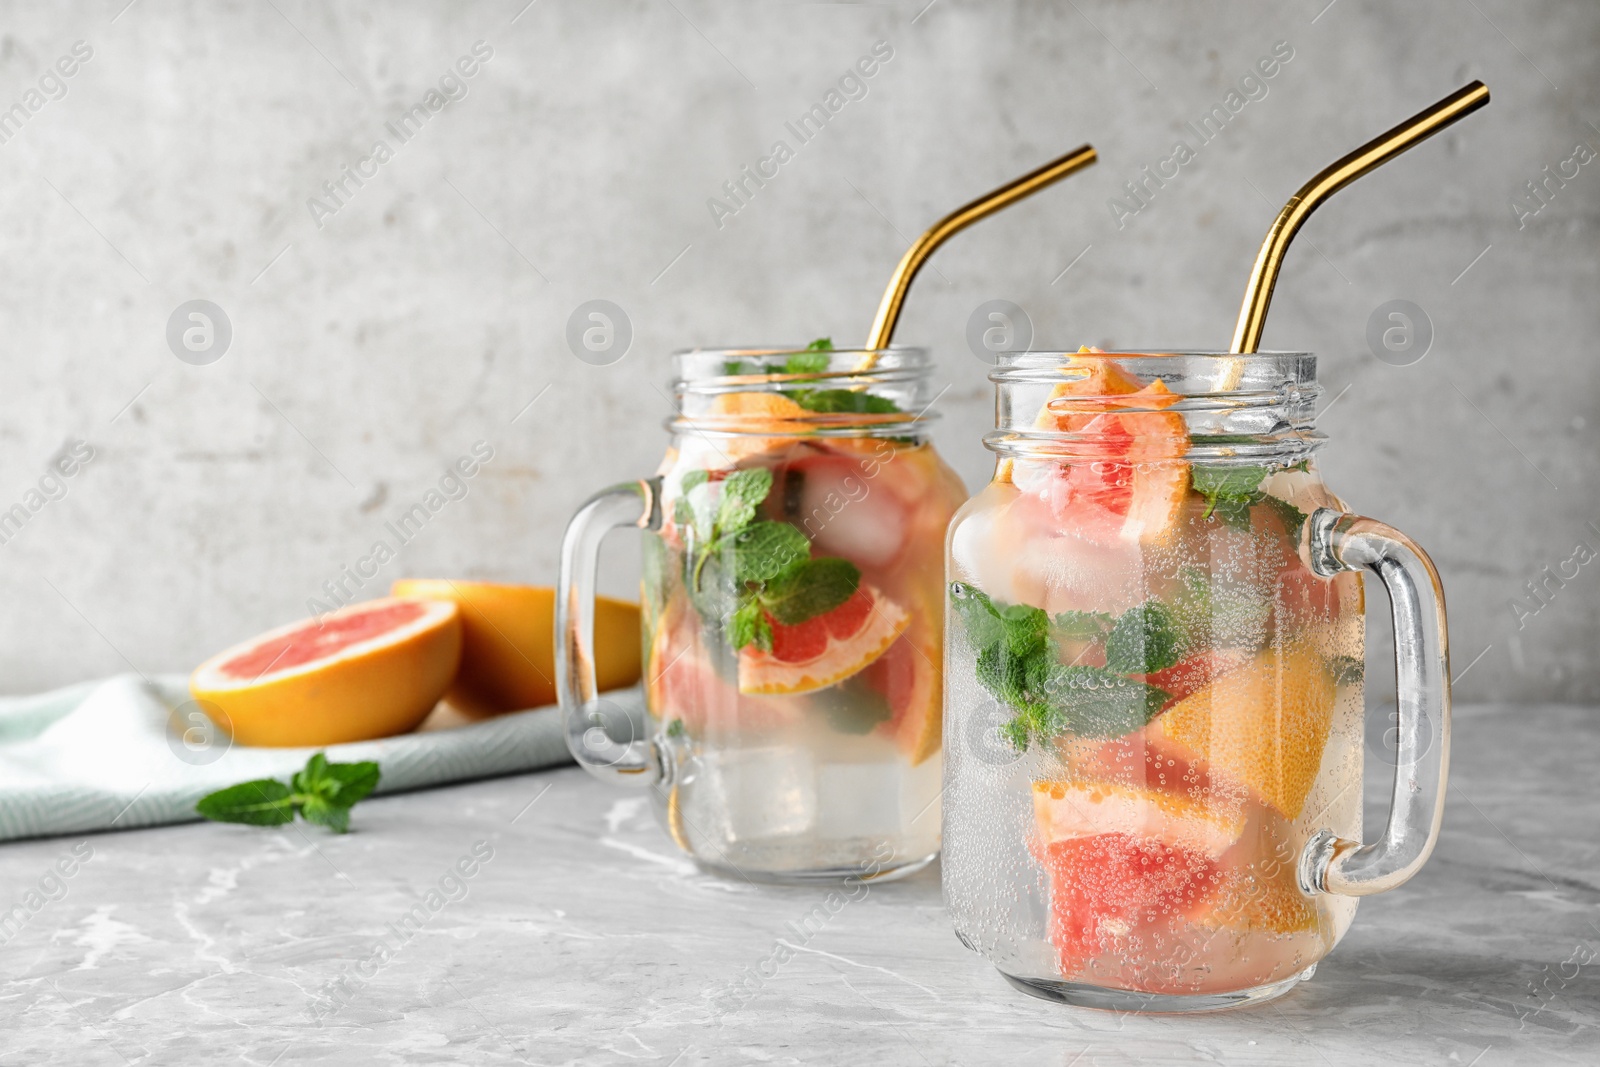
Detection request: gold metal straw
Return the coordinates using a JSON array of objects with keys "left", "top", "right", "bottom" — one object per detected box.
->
[
  {"left": 1229, "top": 81, "right": 1490, "bottom": 355},
  {"left": 858, "top": 144, "right": 1097, "bottom": 368}
]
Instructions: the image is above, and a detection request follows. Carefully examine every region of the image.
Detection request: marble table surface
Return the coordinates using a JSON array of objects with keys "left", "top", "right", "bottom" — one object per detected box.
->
[{"left": 0, "top": 702, "right": 1594, "bottom": 1066}]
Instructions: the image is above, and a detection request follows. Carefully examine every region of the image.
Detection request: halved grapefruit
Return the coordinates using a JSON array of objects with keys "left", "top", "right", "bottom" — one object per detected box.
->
[
  {"left": 391, "top": 579, "right": 640, "bottom": 717},
  {"left": 190, "top": 597, "right": 463, "bottom": 747},
  {"left": 737, "top": 586, "right": 908, "bottom": 696}
]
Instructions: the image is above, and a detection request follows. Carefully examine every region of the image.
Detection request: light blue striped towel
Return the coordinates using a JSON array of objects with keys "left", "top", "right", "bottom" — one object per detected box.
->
[{"left": 0, "top": 674, "right": 624, "bottom": 843}]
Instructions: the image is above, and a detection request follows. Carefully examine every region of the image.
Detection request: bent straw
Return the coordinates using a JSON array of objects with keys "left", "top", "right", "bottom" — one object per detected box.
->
[
  {"left": 1229, "top": 81, "right": 1490, "bottom": 358},
  {"left": 857, "top": 144, "right": 1097, "bottom": 369}
]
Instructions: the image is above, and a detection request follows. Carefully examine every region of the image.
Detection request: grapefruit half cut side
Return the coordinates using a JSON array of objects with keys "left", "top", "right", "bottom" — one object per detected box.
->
[{"left": 190, "top": 596, "right": 463, "bottom": 747}]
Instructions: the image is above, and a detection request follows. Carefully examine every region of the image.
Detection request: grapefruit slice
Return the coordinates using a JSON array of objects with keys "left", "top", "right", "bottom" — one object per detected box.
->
[
  {"left": 190, "top": 597, "right": 463, "bottom": 747},
  {"left": 1149, "top": 646, "right": 1337, "bottom": 820},
  {"left": 1033, "top": 779, "right": 1245, "bottom": 860},
  {"left": 1039, "top": 379, "right": 1190, "bottom": 545},
  {"left": 647, "top": 598, "right": 796, "bottom": 735},
  {"left": 1039, "top": 832, "right": 1221, "bottom": 975},
  {"left": 856, "top": 628, "right": 941, "bottom": 765},
  {"left": 391, "top": 580, "right": 640, "bottom": 717},
  {"left": 738, "top": 586, "right": 908, "bottom": 696},
  {"left": 999, "top": 347, "right": 1143, "bottom": 486},
  {"left": 692, "top": 392, "right": 813, "bottom": 465}
]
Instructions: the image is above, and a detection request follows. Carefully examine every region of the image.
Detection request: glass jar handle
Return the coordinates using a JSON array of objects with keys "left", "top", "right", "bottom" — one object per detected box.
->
[
  {"left": 556, "top": 478, "right": 664, "bottom": 788},
  {"left": 1298, "top": 507, "right": 1451, "bottom": 897}
]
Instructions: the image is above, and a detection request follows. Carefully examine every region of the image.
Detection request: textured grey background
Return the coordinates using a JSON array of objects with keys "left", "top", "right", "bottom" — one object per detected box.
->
[{"left": 0, "top": 0, "right": 1593, "bottom": 702}]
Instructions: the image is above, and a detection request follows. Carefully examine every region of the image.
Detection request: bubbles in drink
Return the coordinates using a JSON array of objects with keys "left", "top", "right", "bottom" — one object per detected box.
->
[{"left": 943, "top": 382, "right": 1364, "bottom": 997}]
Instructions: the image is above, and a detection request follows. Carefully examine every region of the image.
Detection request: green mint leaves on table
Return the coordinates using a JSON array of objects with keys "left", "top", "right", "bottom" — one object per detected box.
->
[
  {"left": 951, "top": 583, "right": 1169, "bottom": 751},
  {"left": 678, "top": 465, "right": 861, "bottom": 653},
  {"left": 195, "top": 753, "right": 381, "bottom": 834}
]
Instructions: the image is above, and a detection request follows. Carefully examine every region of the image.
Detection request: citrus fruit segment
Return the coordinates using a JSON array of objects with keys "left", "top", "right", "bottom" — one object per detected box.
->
[
  {"left": 857, "top": 629, "right": 941, "bottom": 765},
  {"left": 1139, "top": 649, "right": 1252, "bottom": 709},
  {"left": 1040, "top": 832, "right": 1219, "bottom": 974},
  {"left": 738, "top": 586, "right": 908, "bottom": 696},
  {"left": 190, "top": 597, "right": 463, "bottom": 747},
  {"left": 647, "top": 598, "right": 797, "bottom": 734},
  {"left": 1191, "top": 854, "right": 1319, "bottom": 935},
  {"left": 1149, "top": 645, "right": 1337, "bottom": 820},
  {"left": 689, "top": 392, "right": 814, "bottom": 466},
  {"left": 1032, "top": 779, "right": 1245, "bottom": 860},
  {"left": 999, "top": 347, "right": 1140, "bottom": 485},
  {"left": 1040, "top": 379, "right": 1190, "bottom": 545},
  {"left": 391, "top": 580, "right": 641, "bottom": 717}
]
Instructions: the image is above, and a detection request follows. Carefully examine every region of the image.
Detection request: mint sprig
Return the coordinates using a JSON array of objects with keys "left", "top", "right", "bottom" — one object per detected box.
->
[
  {"left": 951, "top": 583, "right": 1169, "bottom": 750},
  {"left": 196, "top": 754, "right": 380, "bottom": 834},
  {"left": 677, "top": 465, "right": 862, "bottom": 651}
]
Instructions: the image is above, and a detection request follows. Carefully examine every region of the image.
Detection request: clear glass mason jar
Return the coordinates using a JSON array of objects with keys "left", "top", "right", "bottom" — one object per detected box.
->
[
  {"left": 943, "top": 351, "right": 1450, "bottom": 1010},
  {"left": 560, "top": 347, "right": 967, "bottom": 882}
]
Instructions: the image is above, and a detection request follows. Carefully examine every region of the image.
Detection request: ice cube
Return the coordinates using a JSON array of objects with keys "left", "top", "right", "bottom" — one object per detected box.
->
[
  {"left": 700, "top": 746, "right": 817, "bottom": 841},
  {"left": 816, "top": 761, "right": 901, "bottom": 839}
]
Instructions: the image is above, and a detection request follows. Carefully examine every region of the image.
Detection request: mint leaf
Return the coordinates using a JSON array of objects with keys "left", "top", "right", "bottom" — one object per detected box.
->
[
  {"left": 665, "top": 718, "right": 686, "bottom": 740},
  {"left": 729, "top": 595, "right": 773, "bottom": 652},
  {"left": 956, "top": 582, "right": 1169, "bottom": 750},
  {"left": 760, "top": 557, "right": 860, "bottom": 625},
  {"left": 318, "top": 760, "right": 381, "bottom": 807},
  {"left": 949, "top": 582, "right": 1007, "bottom": 649},
  {"left": 996, "top": 602, "right": 1049, "bottom": 659},
  {"left": 805, "top": 337, "right": 834, "bottom": 351},
  {"left": 300, "top": 798, "right": 351, "bottom": 833},
  {"left": 785, "top": 351, "right": 831, "bottom": 375},
  {"left": 976, "top": 643, "right": 1033, "bottom": 708},
  {"left": 730, "top": 521, "right": 811, "bottom": 583},
  {"left": 677, "top": 472, "right": 718, "bottom": 543},
  {"left": 1105, "top": 601, "right": 1182, "bottom": 675},
  {"left": 1030, "top": 664, "right": 1169, "bottom": 740},
  {"left": 1052, "top": 610, "right": 1114, "bottom": 642},
  {"left": 1192, "top": 465, "right": 1268, "bottom": 523},
  {"left": 788, "top": 389, "right": 901, "bottom": 415},
  {"left": 715, "top": 468, "right": 773, "bottom": 535},
  {"left": 1260, "top": 493, "right": 1309, "bottom": 541},
  {"left": 197, "top": 754, "right": 381, "bottom": 834},
  {"left": 195, "top": 779, "right": 295, "bottom": 826}
]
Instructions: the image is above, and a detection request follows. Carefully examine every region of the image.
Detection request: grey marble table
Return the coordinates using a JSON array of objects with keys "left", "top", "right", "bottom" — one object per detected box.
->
[{"left": 1, "top": 703, "right": 1595, "bottom": 1066}]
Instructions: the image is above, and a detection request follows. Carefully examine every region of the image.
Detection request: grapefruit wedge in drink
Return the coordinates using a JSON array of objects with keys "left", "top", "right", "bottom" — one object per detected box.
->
[{"left": 944, "top": 350, "right": 1366, "bottom": 1002}]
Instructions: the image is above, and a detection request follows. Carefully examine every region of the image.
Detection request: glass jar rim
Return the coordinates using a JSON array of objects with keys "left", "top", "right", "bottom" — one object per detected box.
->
[
  {"left": 668, "top": 344, "right": 936, "bottom": 439},
  {"left": 990, "top": 349, "right": 1312, "bottom": 375},
  {"left": 986, "top": 350, "right": 1323, "bottom": 464}
]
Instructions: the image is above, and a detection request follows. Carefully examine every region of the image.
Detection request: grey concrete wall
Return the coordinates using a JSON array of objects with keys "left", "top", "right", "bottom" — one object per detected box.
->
[{"left": 0, "top": 0, "right": 1593, "bottom": 702}]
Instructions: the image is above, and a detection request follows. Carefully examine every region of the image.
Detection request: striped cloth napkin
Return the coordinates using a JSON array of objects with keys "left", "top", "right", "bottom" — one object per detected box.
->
[{"left": 0, "top": 674, "right": 624, "bottom": 843}]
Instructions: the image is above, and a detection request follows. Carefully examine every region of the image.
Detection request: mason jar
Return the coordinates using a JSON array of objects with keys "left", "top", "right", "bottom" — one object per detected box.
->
[
  {"left": 943, "top": 350, "right": 1450, "bottom": 1010},
  {"left": 560, "top": 346, "right": 967, "bottom": 882}
]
